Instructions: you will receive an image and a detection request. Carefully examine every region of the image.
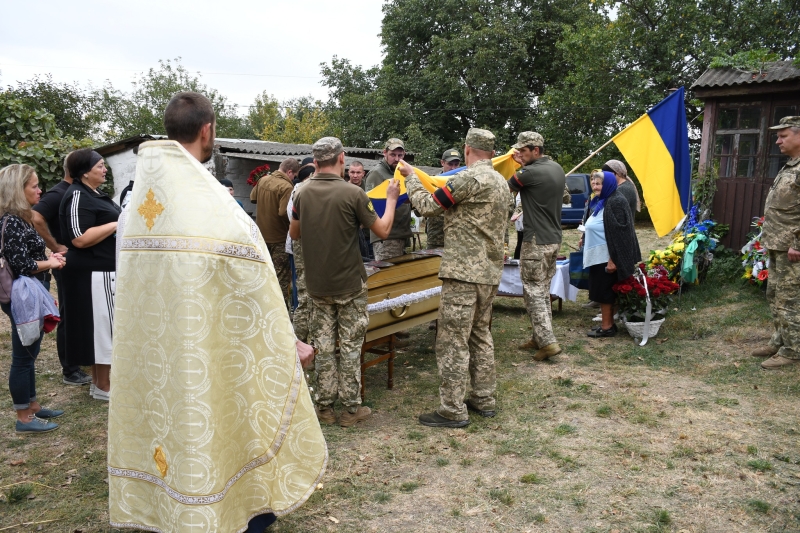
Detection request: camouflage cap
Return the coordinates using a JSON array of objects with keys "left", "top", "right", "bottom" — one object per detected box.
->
[
  {"left": 465, "top": 128, "right": 495, "bottom": 151},
  {"left": 769, "top": 116, "right": 800, "bottom": 130},
  {"left": 312, "top": 136, "right": 344, "bottom": 161},
  {"left": 441, "top": 148, "right": 461, "bottom": 162},
  {"left": 385, "top": 138, "right": 405, "bottom": 150},
  {"left": 512, "top": 131, "right": 544, "bottom": 149}
]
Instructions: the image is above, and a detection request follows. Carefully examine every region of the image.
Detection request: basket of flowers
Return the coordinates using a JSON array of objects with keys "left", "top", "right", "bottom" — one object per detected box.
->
[
  {"left": 247, "top": 164, "right": 271, "bottom": 187},
  {"left": 613, "top": 264, "right": 681, "bottom": 340}
]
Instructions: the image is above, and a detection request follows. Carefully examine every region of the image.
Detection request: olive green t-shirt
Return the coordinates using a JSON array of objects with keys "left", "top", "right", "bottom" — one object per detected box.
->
[
  {"left": 508, "top": 156, "right": 566, "bottom": 245},
  {"left": 292, "top": 173, "right": 378, "bottom": 297}
]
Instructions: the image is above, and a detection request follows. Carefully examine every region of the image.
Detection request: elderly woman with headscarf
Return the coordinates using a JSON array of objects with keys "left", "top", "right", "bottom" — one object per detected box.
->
[
  {"left": 603, "top": 159, "right": 641, "bottom": 216},
  {"left": 59, "top": 149, "right": 121, "bottom": 401},
  {"left": 583, "top": 170, "right": 641, "bottom": 337}
]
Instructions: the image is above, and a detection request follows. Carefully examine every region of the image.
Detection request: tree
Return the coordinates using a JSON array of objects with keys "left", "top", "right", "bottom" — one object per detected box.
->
[
  {"left": 539, "top": 0, "right": 800, "bottom": 170},
  {"left": 96, "top": 58, "right": 253, "bottom": 142},
  {"left": 0, "top": 92, "right": 92, "bottom": 190},
  {"left": 7, "top": 75, "right": 99, "bottom": 141},
  {"left": 248, "top": 92, "right": 334, "bottom": 145}
]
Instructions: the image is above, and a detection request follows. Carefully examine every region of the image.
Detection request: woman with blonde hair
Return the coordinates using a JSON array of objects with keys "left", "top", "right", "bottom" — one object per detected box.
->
[{"left": 0, "top": 164, "right": 66, "bottom": 433}]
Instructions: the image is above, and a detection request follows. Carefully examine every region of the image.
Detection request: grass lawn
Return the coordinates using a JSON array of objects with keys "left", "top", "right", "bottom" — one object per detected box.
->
[{"left": 2, "top": 225, "right": 799, "bottom": 532}]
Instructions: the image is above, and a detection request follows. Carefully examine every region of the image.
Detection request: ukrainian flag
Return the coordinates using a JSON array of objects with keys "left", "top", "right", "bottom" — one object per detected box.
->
[
  {"left": 612, "top": 87, "right": 691, "bottom": 237},
  {"left": 367, "top": 151, "right": 520, "bottom": 216}
]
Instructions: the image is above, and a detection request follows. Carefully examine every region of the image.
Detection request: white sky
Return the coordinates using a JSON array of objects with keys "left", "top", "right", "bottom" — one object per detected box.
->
[{"left": 0, "top": 0, "right": 385, "bottom": 112}]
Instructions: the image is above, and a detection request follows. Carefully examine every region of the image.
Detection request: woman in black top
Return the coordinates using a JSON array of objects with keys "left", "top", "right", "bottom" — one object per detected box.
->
[
  {"left": 59, "top": 149, "right": 120, "bottom": 401},
  {"left": 0, "top": 164, "right": 66, "bottom": 433}
]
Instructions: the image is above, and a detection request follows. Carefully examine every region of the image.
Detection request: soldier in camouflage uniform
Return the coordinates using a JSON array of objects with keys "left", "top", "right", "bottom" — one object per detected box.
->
[
  {"left": 290, "top": 137, "right": 400, "bottom": 426},
  {"left": 509, "top": 132, "right": 567, "bottom": 362},
  {"left": 754, "top": 117, "right": 800, "bottom": 369},
  {"left": 366, "top": 138, "right": 413, "bottom": 260},
  {"left": 425, "top": 148, "right": 461, "bottom": 248},
  {"left": 401, "top": 128, "right": 511, "bottom": 427}
]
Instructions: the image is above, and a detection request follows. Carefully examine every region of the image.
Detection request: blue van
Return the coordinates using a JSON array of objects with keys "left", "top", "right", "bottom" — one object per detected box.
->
[{"left": 562, "top": 173, "right": 591, "bottom": 225}]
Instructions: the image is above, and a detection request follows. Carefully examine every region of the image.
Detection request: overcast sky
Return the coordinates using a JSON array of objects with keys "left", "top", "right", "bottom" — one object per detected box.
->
[{"left": 0, "top": 0, "right": 385, "bottom": 112}]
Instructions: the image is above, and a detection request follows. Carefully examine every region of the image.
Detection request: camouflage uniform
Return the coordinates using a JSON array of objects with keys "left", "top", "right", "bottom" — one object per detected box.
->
[
  {"left": 308, "top": 284, "right": 369, "bottom": 412},
  {"left": 426, "top": 216, "right": 445, "bottom": 248},
  {"left": 267, "top": 242, "right": 291, "bottom": 312},
  {"left": 366, "top": 145, "right": 412, "bottom": 260},
  {"left": 762, "top": 119, "right": 800, "bottom": 360},
  {"left": 509, "top": 132, "right": 566, "bottom": 350},
  {"left": 292, "top": 238, "right": 309, "bottom": 342},
  {"left": 406, "top": 128, "right": 511, "bottom": 421},
  {"left": 373, "top": 239, "right": 406, "bottom": 260}
]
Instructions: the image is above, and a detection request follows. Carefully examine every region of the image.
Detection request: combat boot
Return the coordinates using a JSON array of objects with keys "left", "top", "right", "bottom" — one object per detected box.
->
[
  {"left": 761, "top": 355, "right": 800, "bottom": 369},
  {"left": 518, "top": 339, "right": 539, "bottom": 351},
  {"left": 315, "top": 406, "right": 337, "bottom": 425},
  {"left": 340, "top": 406, "right": 371, "bottom": 427},
  {"left": 751, "top": 346, "right": 779, "bottom": 358},
  {"left": 533, "top": 343, "right": 562, "bottom": 361}
]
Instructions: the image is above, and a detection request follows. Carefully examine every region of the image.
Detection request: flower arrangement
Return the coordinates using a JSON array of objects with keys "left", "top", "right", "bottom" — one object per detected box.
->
[
  {"left": 247, "top": 164, "right": 271, "bottom": 187},
  {"left": 646, "top": 204, "right": 728, "bottom": 283},
  {"left": 741, "top": 216, "right": 768, "bottom": 286},
  {"left": 612, "top": 264, "right": 681, "bottom": 322}
]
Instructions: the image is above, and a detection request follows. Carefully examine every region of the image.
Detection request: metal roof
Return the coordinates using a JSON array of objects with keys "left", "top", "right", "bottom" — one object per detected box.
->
[
  {"left": 691, "top": 61, "right": 800, "bottom": 89},
  {"left": 225, "top": 151, "right": 440, "bottom": 175},
  {"left": 215, "top": 138, "right": 384, "bottom": 156}
]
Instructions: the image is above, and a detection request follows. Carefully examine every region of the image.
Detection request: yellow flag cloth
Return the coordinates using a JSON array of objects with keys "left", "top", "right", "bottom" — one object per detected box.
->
[
  {"left": 366, "top": 151, "right": 520, "bottom": 215},
  {"left": 108, "top": 141, "right": 326, "bottom": 532}
]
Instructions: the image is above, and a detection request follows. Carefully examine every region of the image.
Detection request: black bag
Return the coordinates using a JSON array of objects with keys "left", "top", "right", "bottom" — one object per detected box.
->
[{"left": 0, "top": 217, "right": 14, "bottom": 304}]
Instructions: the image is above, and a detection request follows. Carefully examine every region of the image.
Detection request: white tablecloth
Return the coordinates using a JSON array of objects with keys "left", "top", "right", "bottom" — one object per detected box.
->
[{"left": 497, "top": 260, "right": 578, "bottom": 302}]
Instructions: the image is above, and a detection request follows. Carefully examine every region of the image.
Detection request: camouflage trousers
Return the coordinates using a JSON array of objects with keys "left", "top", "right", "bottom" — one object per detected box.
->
[
  {"left": 267, "top": 242, "right": 291, "bottom": 313},
  {"left": 766, "top": 250, "right": 800, "bottom": 359},
  {"left": 435, "top": 279, "right": 498, "bottom": 421},
  {"left": 520, "top": 241, "right": 560, "bottom": 348},
  {"left": 426, "top": 216, "right": 444, "bottom": 248},
  {"left": 308, "top": 283, "right": 369, "bottom": 413},
  {"left": 373, "top": 239, "right": 406, "bottom": 261},
  {"left": 292, "top": 239, "right": 310, "bottom": 343}
]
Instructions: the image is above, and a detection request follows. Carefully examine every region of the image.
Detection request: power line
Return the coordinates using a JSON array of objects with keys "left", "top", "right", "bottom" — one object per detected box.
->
[{"left": 0, "top": 64, "right": 321, "bottom": 79}]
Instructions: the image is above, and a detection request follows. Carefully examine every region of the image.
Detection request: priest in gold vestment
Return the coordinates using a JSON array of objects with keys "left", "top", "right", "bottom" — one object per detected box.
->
[{"left": 108, "top": 93, "right": 326, "bottom": 532}]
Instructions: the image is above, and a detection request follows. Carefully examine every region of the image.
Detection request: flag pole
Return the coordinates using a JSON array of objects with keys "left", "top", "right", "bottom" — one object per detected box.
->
[
  {"left": 677, "top": 142, "right": 697, "bottom": 304},
  {"left": 566, "top": 137, "right": 616, "bottom": 175}
]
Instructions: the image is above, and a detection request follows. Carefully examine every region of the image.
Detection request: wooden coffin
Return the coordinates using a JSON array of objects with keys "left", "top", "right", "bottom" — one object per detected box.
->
[{"left": 365, "top": 253, "right": 442, "bottom": 342}]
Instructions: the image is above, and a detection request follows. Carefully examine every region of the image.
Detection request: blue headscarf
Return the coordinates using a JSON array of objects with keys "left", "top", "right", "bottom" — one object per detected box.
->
[{"left": 588, "top": 171, "right": 618, "bottom": 217}]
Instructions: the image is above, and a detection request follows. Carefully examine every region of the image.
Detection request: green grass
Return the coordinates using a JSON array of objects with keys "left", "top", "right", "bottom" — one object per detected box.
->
[
  {"left": 399, "top": 481, "right": 419, "bottom": 493},
  {"left": 488, "top": 488, "right": 514, "bottom": 506},
  {"left": 520, "top": 473, "right": 543, "bottom": 484},
  {"left": 596, "top": 404, "right": 612, "bottom": 417},
  {"left": 747, "top": 459, "right": 773, "bottom": 472},
  {"left": 747, "top": 499, "right": 771, "bottom": 514},
  {"left": 554, "top": 423, "right": 577, "bottom": 436}
]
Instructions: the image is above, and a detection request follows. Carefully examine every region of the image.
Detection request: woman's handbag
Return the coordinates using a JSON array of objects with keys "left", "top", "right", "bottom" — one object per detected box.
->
[
  {"left": 0, "top": 217, "right": 14, "bottom": 304},
  {"left": 569, "top": 249, "right": 590, "bottom": 290}
]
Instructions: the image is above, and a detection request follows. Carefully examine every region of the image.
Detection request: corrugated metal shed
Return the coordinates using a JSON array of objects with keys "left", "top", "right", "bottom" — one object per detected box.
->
[
  {"left": 215, "top": 138, "right": 385, "bottom": 157},
  {"left": 691, "top": 61, "right": 800, "bottom": 89}
]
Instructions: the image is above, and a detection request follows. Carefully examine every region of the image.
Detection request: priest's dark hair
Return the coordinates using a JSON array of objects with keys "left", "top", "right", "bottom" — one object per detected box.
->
[{"left": 163, "top": 92, "right": 215, "bottom": 143}]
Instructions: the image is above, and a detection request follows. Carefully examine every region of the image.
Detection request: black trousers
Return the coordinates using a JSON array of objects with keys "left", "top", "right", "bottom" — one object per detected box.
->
[{"left": 44, "top": 269, "right": 79, "bottom": 376}]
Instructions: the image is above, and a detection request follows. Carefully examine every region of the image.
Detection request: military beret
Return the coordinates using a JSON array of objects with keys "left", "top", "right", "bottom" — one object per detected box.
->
[{"left": 465, "top": 128, "right": 495, "bottom": 151}]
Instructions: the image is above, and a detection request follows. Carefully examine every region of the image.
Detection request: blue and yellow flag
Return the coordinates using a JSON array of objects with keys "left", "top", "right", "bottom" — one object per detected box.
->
[
  {"left": 367, "top": 151, "right": 520, "bottom": 216},
  {"left": 612, "top": 87, "right": 691, "bottom": 237}
]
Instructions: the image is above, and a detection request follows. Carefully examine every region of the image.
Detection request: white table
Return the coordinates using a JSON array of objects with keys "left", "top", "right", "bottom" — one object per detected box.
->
[{"left": 497, "top": 260, "right": 578, "bottom": 304}]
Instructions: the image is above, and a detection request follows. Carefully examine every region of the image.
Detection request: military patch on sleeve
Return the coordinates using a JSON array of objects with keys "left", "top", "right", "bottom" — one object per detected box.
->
[
  {"left": 433, "top": 182, "right": 456, "bottom": 209},
  {"left": 367, "top": 200, "right": 375, "bottom": 213}
]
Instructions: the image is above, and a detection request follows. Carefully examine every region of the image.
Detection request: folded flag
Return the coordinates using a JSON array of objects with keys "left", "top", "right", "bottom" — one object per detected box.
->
[
  {"left": 612, "top": 87, "right": 691, "bottom": 237},
  {"left": 367, "top": 151, "right": 521, "bottom": 216}
]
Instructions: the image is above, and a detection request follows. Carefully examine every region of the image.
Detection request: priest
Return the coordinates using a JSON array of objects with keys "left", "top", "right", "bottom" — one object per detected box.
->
[{"left": 108, "top": 92, "right": 326, "bottom": 532}]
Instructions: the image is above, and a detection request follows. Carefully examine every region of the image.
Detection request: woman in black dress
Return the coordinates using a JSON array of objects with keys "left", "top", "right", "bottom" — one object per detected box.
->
[
  {"left": 59, "top": 149, "right": 120, "bottom": 401},
  {"left": 0, "top": 164, "right": 66, "bottom": 433}
]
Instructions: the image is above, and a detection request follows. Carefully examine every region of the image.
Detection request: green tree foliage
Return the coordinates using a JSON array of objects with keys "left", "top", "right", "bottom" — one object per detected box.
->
[
  {"left": 7, "top": 75, "right": 99, "bottom": 141},
  {"left": 97, "top": 58, "right": 252, "bottom": 141},
  {"left": 248, "top": 92, "right": 334, "bottom": 144},
  {"left": 540, "top": 0, "right": 800, "bottom": 170},
  {"left": 0, "top": 92, "right": 92, "bottom": 190}
]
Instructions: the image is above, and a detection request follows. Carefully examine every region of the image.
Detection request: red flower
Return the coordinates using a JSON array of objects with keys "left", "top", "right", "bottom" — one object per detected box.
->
[
  {"left": 753, "top": 241, "right": 762, "bottom": 251},
  {"left": 619, "top": 285, "right": 632, "bottom": 294},
  {"left": 758, "top": 270, "right": 768, "bottom": 281},
  {"left": 652, "top": 288, "right": 661, "bottom": 297},
  {"left": 636, "top": 288, "right": 647, "bottom": 297},
  {"left": 248, "top": 164, "right": 271, "bottom": 187}
]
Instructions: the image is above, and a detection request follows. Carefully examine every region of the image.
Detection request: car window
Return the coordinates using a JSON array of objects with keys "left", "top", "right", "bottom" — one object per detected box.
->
[{"left": 566, "top": 175, "right": 587, "bottom": 194}]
